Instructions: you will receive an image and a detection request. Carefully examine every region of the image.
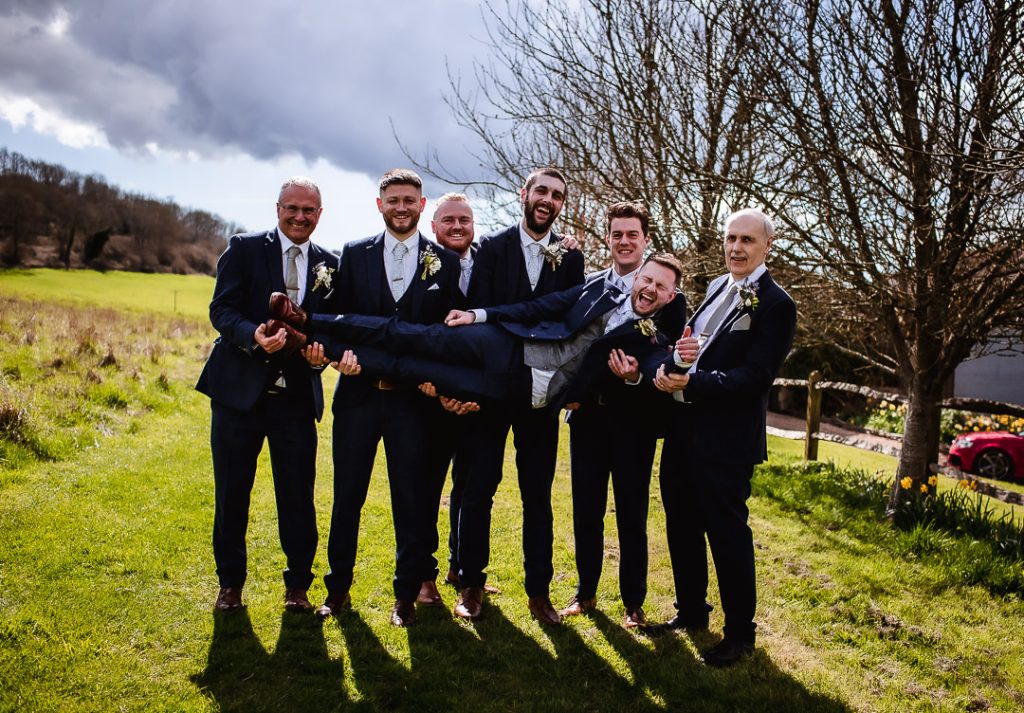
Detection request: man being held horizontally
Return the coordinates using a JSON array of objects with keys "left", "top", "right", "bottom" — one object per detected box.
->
[
  {"left": 559, "top": 201, "right": 687, "bottom": 629},
  {"left": 649, "top": 208, "right": 796, "bottom": 667},
  {"left": 196, "top": 176, "right": 337, "bottom": 614}
]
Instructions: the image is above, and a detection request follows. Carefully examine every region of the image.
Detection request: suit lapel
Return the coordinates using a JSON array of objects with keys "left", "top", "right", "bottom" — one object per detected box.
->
[
  {"left": 687, "top": 275, "right": 730, "bottom": 330},
  {"left": 264, "top": 230, "right": 286, "bottom": 293},
  {"left": 303, "top": 243, "right": 325, "bottom": 310},
  {"left": 367, "top": 233, "right": 386, "bottom": 313},
  {"left": 409, "top": 233, "right": 428, "bottom": 317},
  {"left": 505, "top": 228, "right": 527, "bottom": 296}
]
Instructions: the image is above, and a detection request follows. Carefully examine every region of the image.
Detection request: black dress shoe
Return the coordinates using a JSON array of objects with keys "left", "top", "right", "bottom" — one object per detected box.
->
[
  {"left": 391, "top": 599, "right": 416, "bottom": 627},
  {"left": 315, "top": 591, "right": 352, "bottom": 619},
  {"left": 701, "top": 638, "right": 755, "bottom": 667},
  {"left": 215, "top": 587, "right": 243, "bottom": 611}
]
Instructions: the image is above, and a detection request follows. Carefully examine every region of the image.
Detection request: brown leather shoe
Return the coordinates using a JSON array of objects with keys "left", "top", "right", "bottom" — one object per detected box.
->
[
  {"left": 528, "top": 596, "right": 561, "bottom": 626},
  {"left": 269, "top": 292, "right": 308, "bottom": 329},
  {"left": 483, "top": 582, "right": 501, "bottom": 595},
  {"left": 215, "top": 587, "right": 243, "bottom": 611},
  {"left": 391, "top": 599, "right": 416, "bottom": 627},
  {"left": 445, "top": 567, "right": 460, "bottom": 587},
  {"left": 265, "top": 319, "right": 308, "bottom": 353},
  {"left": 315, "top": 591, "right": 352, "bottom": 619},
  {"left": 623, "top": 607, "right": 648, "bottom": 629},
  {"left": 454, "top": 587, "right": 483, "bottom": 620},
  {"left": 560, "top": 596, "right": 597, "bottom": 618},
  {"left": 416, "top": 580, "right": 443, "bottom": 607},
  {"left": 284, "top": 588, "right": 313, "bottom": 613}
]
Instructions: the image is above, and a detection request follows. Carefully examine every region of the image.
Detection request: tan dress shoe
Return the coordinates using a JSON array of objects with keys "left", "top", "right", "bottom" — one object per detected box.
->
[
  {"left": 215, "top": 587, "right": 243, "bottom": 611},
  {"left": 560, "top": 596, "right": 597, "bottom": 618},
  {"left": 416, "top": 580, "right": 444, "bottom": 607},
  {"left": 315, "top": 591, "right": 352, "bottom": 619},
  {"left": 528, "top": 596, "right": 562, "bottom": 626},
  {"left": 454, "top": 587, "right": 483, "bottom": 620},
  {"left": 391, "top": 599, "right": 416, "bottom": 627},
  {"left": 623, "top": 607, "right": 648, "bottom": 629},
  {"left": 284, "top": 588, "right": 313, "bottom": 612}
]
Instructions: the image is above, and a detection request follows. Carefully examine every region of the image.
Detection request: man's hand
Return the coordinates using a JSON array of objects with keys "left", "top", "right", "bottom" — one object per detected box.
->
[
  {"left": 332, "top": 349, "right": 361, "bottom": 376},
  {"left": 439, "top": 396, "right": 481, "bottom": 415},
  {"left": 561, "top": 235, "right": 581, "bottom": 251},
  {"left": 654, "top": 364, "right": 689, "bottom": 393},
  {"left": 301, "top": 342, "right": 337, "bottom": 369},
  {"left": 255, "top": 322, "right": 287, "bottom": 354},
  {"left": 675, "top": 325, "right": 700, "bottom": 364},
  {"left": 608, "top": 348, "right": 640, "bottom": 382},
  {"left": 444, "top": 309, "right": 476, "bottom": 327},
  {"left": 418, "top": 382, "right": 439, "bottom": 398}
]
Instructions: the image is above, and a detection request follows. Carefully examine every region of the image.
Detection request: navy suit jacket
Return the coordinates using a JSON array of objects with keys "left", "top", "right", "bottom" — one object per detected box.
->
[
  {"left": 666, "top": 269, "right": 796, "bottom": 464},
  {"left": 196, "top": 229, "right": 338, "bottom": 419},
  {"left": 468, "top": 224, "right": 585, "bottom": 307},
  {"left": 325, "top": 231, "right": 461, "bottom": 405}
]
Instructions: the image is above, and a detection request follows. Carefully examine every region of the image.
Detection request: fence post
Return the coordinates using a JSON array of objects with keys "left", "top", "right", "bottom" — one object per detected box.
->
[{"left": 805, "top": 370, "right": 822, "bottom": 461}]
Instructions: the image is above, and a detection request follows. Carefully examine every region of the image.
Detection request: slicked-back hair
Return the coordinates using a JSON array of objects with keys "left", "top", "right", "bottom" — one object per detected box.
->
[
  {"left": 279, "top": 176, "right": 321, "bottom": 202},
  {"left": 379, "top": 168, "right": 423, "bottom": 193},
  {"left": 643, "top": 252, "right": 684, "bottom": 287},
  {"left": 606, "top": 201, "right": 649, "bottom": 236},
  {"left": 523, "top": 167, "right": 568, "bottom": 198},
  {"left": 724, "top": 208, "right": 775, "bottom": 240}
]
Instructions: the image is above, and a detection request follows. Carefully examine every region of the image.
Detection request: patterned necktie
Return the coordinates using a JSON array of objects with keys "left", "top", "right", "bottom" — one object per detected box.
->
[
  {"left": 527, "top": 242, "right": 543, "bottom": 289},
  {"left": 285, "top": 246, "right": 301, "bottom": 303},
  {"left": 699, "top": 283, "right": 738, "bottom": 341},
  {"left": 391, "top": 242, "right": 409, "bottom": 301},
  {"left": 459, "top": 256, "right": 471, "bottom": 296}
]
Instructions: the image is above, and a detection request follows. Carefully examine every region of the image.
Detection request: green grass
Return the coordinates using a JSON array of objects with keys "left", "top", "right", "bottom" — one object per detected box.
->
[
  {"left": 2, "top": 272, "right": 1023, "bottom": 712},
  {"left": 0, "top": 267, "right": 214, "bottom": 317}
]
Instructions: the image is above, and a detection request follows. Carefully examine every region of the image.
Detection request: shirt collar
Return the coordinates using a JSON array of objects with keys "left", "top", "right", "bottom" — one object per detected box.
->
[
  {"left": 278, "top": 230, "right": 311, "bottom": 259},
  {"left": 519, "top": 223, "right": 552, "bottom": 251},
  {"left": 611, "top": 264, "right": 642, "bottom": 291},
  {"left": 384, "top": 231, "right": 419, "bottom": 253}
]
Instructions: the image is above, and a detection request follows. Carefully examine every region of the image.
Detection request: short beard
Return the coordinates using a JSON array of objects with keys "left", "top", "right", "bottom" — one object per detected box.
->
[
  {"left": 523, "top": 199, "right": 557, "bottom": 235},
  {"left": 384, "top": 214, "right": 420, "bottom": 237}
]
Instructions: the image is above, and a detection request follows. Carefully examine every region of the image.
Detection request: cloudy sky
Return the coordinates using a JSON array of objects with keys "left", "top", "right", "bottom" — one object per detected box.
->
[{"left": 0, "top": 0, "right": 504, "bottom": 250}]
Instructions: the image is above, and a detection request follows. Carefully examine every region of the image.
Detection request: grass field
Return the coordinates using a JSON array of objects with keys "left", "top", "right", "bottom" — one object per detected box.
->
[{"left": 1, "top": 270, "right": 1022, "bottom": 712}]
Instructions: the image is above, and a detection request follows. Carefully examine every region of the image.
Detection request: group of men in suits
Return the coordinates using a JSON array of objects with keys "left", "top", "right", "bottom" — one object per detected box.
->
[{"left": 197, "top": 167, "right": 796, "bottom": 667}]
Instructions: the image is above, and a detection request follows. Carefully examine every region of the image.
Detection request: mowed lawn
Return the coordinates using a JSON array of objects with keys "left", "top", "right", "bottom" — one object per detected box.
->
[{"left": 1, "top": 270, "right": 1022, "bottom": 712}]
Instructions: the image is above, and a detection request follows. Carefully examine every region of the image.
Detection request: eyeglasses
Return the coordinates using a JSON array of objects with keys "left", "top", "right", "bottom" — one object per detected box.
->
[{"left": 279, "top": 204, "right": 319, "bottom": 217}]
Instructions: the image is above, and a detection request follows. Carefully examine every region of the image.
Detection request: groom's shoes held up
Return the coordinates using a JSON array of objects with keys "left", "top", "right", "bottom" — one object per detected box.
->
[
  {"left": 269, "top": 292, "right": 308, "bottom": 330},
  {"left": 265, "top": 319, "right": 308, "bottom": 353}
]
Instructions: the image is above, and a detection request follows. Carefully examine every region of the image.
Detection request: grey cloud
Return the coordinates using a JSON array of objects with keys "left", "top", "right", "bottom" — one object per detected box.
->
[{"left": 0, "top": 0, "right": 492, "bottom": 187}]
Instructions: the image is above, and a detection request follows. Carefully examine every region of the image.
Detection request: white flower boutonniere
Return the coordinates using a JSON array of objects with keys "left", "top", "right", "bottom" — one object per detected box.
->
[
  {"left": 540, "top": 241, "right": 568, "bottom": 270},
  {"left": 312, "top": 262, "right": 335, "bottom": 293},
  {"left": 635, "top": 318, "right": 657, "bottom": 337},
  {"left": 737, "top": 281, "right": 759, "bottom": 311},
  {"left": 419, "top": 244, "right": 441, "bottom": 280}
]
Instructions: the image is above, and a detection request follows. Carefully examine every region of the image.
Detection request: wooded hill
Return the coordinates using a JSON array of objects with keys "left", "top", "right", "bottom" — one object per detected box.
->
[{"left": 0, "top": 148, "right": 238, "bottom": 275}]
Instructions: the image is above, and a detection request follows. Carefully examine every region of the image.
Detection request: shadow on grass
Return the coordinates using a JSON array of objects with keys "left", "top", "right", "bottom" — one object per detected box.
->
[
  {"left": 191, "top": 609, "right": 350, "bottom": 712},
  {"left": 192, "top": 603, "right": 851, "bottom": 711}
]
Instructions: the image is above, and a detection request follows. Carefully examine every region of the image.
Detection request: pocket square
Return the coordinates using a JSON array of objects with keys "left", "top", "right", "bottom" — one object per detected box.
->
[
  {"left": 730, "top": 314, "right": 752, "bottom": 332},
  {"left": 427, "top": 283, "right": 440, "bottom": 291}
]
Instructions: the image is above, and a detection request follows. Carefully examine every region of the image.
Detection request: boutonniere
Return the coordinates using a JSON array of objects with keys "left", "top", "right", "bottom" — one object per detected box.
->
[
  {"left": 540, "top": 241, "right": 568, "bottom": 270},
  {"left": 737, "top": 281, "right": 759, "bottom": 311},
  {"left": 312, "top": 262, "right": 334, "bottom": 292},
  {"left": 635, "top": 317, "right": 657, "bottom": 337},
  {"left": 419, "top": 243, "right": 441, "bottom": 280}
]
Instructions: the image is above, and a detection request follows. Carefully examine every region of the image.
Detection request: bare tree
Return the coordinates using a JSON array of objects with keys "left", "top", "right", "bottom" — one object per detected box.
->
[
  {"left": 411, "top": 0, "right": 776, "bottom": 290},
  {"left": 747, "top": 0, "right": 1024, "bottom": 496}
]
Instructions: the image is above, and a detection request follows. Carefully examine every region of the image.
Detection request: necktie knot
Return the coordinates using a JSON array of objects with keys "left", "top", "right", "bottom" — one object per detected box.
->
[{"left": 394, "top": 242, "right": 409, "bottom": 258}]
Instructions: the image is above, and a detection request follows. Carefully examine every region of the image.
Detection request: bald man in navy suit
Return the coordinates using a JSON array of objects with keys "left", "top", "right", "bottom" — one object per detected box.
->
[{"left": 650, "top": 208, "right": 796, "bottom": 667}]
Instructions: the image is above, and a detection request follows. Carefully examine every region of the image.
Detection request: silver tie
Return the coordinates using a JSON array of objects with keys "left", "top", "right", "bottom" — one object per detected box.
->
[
  {"left": 459, "top": 257, "right": 471, "bottom": 296},
  {"left": 391, "top": 242, "right": 409, "bottom": 301},
  {"left": 699, "top": 283, "right": 738, "bottom": 341},
  {"left": 527, "top": 242, "right": 543, "bottom": 289},
  {"left": 285, "top": 246, "right": 301, "bottom": 303}
]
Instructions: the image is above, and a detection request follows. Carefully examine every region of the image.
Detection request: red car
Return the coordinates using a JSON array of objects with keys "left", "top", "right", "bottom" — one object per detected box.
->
[{"left": 948, "top": 431, "right": 1024, "bottom": 481}]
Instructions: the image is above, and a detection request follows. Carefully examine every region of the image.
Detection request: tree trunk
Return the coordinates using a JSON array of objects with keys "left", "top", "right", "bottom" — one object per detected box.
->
[{"left": 887, "top": 374, "right": 943, "bottom": 513}]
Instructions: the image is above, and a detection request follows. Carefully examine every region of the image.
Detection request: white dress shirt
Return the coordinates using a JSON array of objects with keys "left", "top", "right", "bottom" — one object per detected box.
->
[{"left": 383, "top": 231, "right": 420, "bottom": 299}]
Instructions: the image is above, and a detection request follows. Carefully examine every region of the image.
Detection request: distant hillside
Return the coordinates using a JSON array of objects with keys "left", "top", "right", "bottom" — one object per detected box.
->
[{"left": 0, "top": 148, "right": 241, "bottom": 275}]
